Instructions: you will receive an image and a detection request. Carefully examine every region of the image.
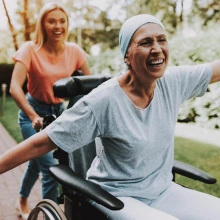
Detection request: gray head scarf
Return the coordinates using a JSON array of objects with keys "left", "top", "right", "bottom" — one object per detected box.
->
[{"left": 119, "top": 14, "right": 165, "bottom": 58}]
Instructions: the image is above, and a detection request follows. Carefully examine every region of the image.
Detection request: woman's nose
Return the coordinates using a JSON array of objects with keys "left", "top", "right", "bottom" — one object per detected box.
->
[
  {"left": 151, "top": 42, "right": 162, "bottom": 53},
  {"left": 55, "top": 22, "right": 62, "bottom": 28}
]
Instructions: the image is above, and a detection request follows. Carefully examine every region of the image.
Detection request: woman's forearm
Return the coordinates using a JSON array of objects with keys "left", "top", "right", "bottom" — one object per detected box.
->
[
  {"left": 0, "top": 130, "right": 57, "bottom": 174},
  {"left": 10, "top": 61, "right": 39, "bottom": 121},
  {"left": 210, "top": 59, "right": 220, "bottom": 84},
  {"left": 10, "top": 85, "right": 39, "bottom": 121}
]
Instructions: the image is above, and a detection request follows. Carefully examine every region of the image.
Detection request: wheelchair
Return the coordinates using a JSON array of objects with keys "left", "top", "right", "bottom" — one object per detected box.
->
[{"left": 28, "top": 72, "right": 217, "bottom": 220}]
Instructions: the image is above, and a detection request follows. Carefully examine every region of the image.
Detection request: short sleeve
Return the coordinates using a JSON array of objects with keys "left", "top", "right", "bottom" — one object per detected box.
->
[
  {"left": 67, "top": 43, "right": 89, "bottom": 70},
  {"left": 12, "top": 41, "right": 32, "bottom": 71},
  {"left": 170, "top": 63, "right": 212, "bottom": 102},
  {"left": 46, "top": 99, "right": 101, "bottom": 153}
]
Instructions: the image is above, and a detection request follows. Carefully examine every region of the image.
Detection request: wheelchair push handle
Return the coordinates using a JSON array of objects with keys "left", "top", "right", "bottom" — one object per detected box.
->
[
  {"left": 53, "top": 73, "right": 111, "bottom": 98},
  {"left": 42, "top": 114, "right": 57, "bottom": 130}
]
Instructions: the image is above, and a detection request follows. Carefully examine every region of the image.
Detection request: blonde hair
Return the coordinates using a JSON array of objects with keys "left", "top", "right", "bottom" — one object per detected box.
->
[{"left": 33, "top": 2, "right": 69, "bottom": 50}]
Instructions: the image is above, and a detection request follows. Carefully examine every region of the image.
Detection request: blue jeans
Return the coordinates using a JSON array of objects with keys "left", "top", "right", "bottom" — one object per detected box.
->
[{"left": 18, "top": 93, "right": 65, "bottom": 202}]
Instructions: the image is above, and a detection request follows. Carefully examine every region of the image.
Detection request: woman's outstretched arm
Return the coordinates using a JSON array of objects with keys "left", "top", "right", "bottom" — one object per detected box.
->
[
  {"left": 0, "top": 130, "right": 57, "bottom": 174},
  {"left": 210, "top": 59, "right": 220, "bottom": 84}
]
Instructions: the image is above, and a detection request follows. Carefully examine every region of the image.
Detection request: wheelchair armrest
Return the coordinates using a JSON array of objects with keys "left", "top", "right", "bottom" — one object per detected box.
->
[
  {"left": 49, "top": 164, "right": 124, "bottom": 210},
  {"left": 173, "top": 160, "right": 216, "bottom": 184},
  {"left": 53, "top": 75, "right": 111, "bottom": 98}
]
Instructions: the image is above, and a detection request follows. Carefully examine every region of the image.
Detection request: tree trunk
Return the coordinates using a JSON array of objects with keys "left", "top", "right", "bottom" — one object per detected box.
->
[
  {"left": 24, "top": 0, "right": 31, "bottom": 41},
  {"left": 2, "top": 0, "right": 19, "bottom": 51}
]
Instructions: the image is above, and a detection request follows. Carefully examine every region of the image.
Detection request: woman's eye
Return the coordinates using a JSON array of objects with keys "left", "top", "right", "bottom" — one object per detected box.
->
[
  {"left": 158, "top": 38, "right": 167, "bottom": 42},
  {"left": 48, "top": 20, "right": 55, "bottom": 24},
  {"left": 140, "top": 41, "right": 151, "bottom": 46}
]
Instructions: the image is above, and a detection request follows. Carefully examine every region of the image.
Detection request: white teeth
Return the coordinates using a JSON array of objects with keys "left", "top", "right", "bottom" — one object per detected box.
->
[
  {"left": 54, "top": 32, "right": 62, "bottom": 35},
  {"left": 150, "top": 59, "right": 163, "bottom": 65}
]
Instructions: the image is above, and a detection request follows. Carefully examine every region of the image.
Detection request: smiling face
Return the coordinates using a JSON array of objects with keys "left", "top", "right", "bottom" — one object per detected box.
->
[
  {"left": 43, "top": 9, "right": 68, "bottom": 43},
  {"left": 125, "top": 23, "right": 169, "bottom": 80}
]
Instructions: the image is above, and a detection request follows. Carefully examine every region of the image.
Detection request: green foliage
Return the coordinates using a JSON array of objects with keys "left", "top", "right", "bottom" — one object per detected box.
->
[
  {"left": 0, "top": 30, "right": 16, "bottom": 64},
  {"left": 177, "top": 84, "right": 220, "bottom": 129},
  {"left": 169, "top": 26, "right": 220, "bottom": 129},
  {"left": 191, "top": 0, "right": 219, "bottom": 26},
  {"left": 169, "top": 26, "right": 220, "bottom": 66},
  {"left": 123, "top": 0, "right": 182, "bottom": 35},
  {"left": 88, "top": 47, "right": 124, "bottom": 75}
]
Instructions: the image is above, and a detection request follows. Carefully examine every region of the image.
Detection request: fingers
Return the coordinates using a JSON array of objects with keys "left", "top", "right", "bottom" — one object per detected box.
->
[{"left": 32, "top": 117, "right": 44, "bottom": 132}]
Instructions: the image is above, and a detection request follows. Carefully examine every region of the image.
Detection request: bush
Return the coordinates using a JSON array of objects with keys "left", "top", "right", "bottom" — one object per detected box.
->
[
  {"left": 169, "top": 26, "right": 220, "bottom": 129},
  {"left": 178, "top": 83, "right": 220, "bottom": 129},
  {"left": 0, "top": 63, "right": 14, "bottom": 96},
  {"left": 88, "top": 47, "right": 124, "bottom": 76},
  {"left": 169, "top": 25, "right": 220, "bottom": 66},
  {"left": 0, "top": 63, "right": 27, "bottom": 95}
]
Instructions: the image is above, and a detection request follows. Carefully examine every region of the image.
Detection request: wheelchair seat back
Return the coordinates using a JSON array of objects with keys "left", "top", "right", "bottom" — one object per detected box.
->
[{"left": 53, "top": 74, "right": 111, "bottom": 178}]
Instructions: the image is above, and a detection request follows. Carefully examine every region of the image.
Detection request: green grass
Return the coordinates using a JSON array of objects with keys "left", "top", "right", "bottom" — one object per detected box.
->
[
  {"left": 174, "top": 137, "right": 220, "bottom": 197},
  {"left": 1, "top": 96, "right": 220, "bottom": 197},
  {"left": 0, "top": 96, "right": 23, "bottom": 143}
]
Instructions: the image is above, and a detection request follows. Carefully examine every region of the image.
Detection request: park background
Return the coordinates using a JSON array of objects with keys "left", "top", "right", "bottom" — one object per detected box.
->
[{"left": 0, "top": 0, "right": 220, "bottom": 198}]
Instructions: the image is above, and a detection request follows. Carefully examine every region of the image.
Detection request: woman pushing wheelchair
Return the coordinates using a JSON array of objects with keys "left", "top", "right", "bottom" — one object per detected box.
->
[
  {"left": 9, "top": 2, "right": 91, "bottom": 219},
  {"left": 1, "top": 13, "right": 220, "bottom": 219}
]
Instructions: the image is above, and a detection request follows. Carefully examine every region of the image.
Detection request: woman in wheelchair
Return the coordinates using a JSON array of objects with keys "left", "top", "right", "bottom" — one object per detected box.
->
[{"left": 1, "top": 14, "right": 220, "bottom": 219}]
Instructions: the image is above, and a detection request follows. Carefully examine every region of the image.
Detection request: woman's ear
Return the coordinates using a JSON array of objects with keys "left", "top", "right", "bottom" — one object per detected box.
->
[{"left": 124, "top": 54, "right": 130, "bottom": 65}]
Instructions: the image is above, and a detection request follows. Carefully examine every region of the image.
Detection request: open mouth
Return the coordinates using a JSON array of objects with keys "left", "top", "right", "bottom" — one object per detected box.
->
[
  {"left": 147, "top": 59, "right": 164, "bottom": 67},
  {"left": 53, "top": 31, "right": 63, "bottom": 36}
]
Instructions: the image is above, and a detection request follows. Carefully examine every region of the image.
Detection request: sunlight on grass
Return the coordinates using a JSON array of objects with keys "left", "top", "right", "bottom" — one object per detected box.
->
[{"left": 175, "top": 137, "right": 220, "bottom": 197}]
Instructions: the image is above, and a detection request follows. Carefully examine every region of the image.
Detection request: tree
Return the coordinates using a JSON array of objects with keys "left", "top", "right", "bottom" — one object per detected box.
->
[
  {"left": 1, "top": 0, "right": 219, "bottom": 60},
  {"left": 66, "top": 1, "right": 121, "bottom": 52},
  {"left": 2, "top": 0, "right": 19, "bottom": 51},
  {"left": 121, "top": 0, "right": 184, "bottom": 35},
  {"left": 192, "top": 0, "right": 219, "bottom": 26},
  {"left": 15, "top": 0, "right": 42, "bottom": 43},
  {"left": 23, "top": 0, "right": 31, "bottom": 41}
]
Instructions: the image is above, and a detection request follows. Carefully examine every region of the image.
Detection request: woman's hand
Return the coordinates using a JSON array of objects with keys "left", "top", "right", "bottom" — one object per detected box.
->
[
  {"left": 210, "top": 59, "right": 220, "bottom": 84},
  {"left": 10, "top": 62, "right": 44, "bottom": 132},
  {"left": 32, "top": 116, "right": 44, "bottom": 132}
]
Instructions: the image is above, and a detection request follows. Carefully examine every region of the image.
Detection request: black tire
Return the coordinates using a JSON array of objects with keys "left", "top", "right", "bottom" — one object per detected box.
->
[{"left": 28, "top": 199, "right": 67, "bottom": 220}]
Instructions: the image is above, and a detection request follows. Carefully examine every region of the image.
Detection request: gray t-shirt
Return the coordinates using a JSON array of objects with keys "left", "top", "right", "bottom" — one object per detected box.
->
[{"left": 46, "top": 63, "right": 212, "bottom": 203}]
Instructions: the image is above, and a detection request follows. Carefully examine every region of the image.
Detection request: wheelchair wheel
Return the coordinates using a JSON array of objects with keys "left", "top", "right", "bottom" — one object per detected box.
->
[{"left": 28, "top": 199, "right": 67, "bottom": 220}]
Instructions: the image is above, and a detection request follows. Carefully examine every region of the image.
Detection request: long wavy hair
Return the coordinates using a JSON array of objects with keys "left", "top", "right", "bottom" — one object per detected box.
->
[{"left": 33, "top": 2, "right": 69, "bottom": 50}]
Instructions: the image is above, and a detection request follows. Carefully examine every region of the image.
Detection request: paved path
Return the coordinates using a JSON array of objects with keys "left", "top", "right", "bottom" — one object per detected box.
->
[
  {"left": 175, "top": 122, "right": 220, "bottom": 147},
  {"left": 0, "top": 123, "right": 41, "bottom": 220}
]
